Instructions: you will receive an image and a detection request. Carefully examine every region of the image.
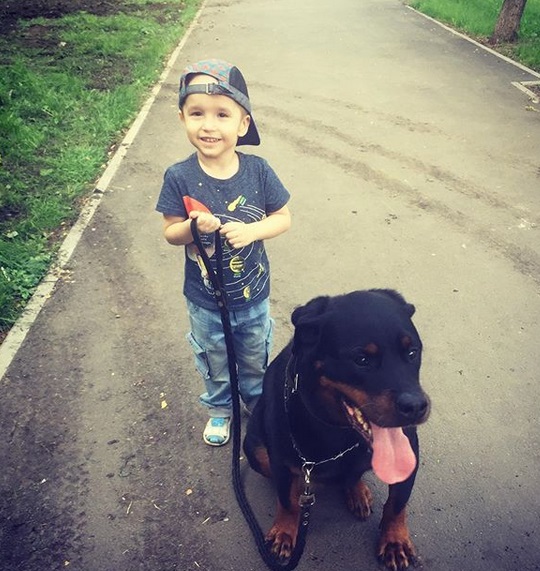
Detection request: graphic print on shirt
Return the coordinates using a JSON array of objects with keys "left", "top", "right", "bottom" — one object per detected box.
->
[
  {"left": 183, "top": 194, "right": 268, "bottom": 303},
  {"left": 227, "top": 195, "right": 247, "bottom": 212}
]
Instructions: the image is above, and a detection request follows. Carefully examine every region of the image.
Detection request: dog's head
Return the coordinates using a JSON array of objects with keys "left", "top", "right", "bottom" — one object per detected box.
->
[{"left": 291, "top": 289, "right": 431, "bottom": 484}]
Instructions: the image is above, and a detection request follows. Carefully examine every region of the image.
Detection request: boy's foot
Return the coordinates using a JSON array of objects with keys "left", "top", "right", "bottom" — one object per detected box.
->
[{"left": 203, "top": 417, "right": 231, "bottom": 446}]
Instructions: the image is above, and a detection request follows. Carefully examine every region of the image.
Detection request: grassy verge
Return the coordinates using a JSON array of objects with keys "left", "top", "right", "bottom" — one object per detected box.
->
[
  {"left": 0, "top": 0, "right": 201, "bottom": 336},
  {"left": 408, "top": 0, "right": 540, "bottom": 72}
]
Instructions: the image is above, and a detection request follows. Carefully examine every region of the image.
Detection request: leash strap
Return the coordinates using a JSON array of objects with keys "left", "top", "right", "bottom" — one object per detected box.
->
[{"left": 189, "top": 219, "right": 311, "bottom": 571}]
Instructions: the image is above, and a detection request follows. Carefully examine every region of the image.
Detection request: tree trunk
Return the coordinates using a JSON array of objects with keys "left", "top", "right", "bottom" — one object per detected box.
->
[{"left": 490, "top": 0, "right": 527, "bottom": 44}]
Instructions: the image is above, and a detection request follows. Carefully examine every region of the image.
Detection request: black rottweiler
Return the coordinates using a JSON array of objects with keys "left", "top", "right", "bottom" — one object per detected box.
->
[{"left": 244, "top": 289, "right": 431, "bottom": 571}]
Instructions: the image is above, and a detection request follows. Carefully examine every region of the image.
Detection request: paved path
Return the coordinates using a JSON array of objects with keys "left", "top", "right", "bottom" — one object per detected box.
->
[{"left": 1, "top": 0, "right": 539, "bottom": 570}]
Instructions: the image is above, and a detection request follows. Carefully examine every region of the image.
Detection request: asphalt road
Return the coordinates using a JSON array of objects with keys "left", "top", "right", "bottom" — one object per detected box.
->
[{"left": 1, "top": 0, "right": 539, "bottom": 570}]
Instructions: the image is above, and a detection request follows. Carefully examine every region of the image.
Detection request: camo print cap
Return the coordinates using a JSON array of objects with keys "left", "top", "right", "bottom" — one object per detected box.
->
[{"left": 179, "top": 59, "right": 260, "bottom": 146}]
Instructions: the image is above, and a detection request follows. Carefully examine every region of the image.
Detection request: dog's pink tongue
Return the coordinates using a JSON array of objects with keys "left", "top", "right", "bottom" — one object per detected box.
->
[{"left": 370, "top": 424, "right": 417, "bottom": 485}]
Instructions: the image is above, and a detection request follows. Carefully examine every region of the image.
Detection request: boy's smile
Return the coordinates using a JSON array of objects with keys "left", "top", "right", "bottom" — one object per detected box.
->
[{"left": 180, "top": 74, "right": 251, "bottom": 168}]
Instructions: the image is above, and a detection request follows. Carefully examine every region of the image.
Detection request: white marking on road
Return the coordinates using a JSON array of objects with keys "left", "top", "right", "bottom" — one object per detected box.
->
[{"left": 511, "top": 81, "right": 540, "bottom": 104}]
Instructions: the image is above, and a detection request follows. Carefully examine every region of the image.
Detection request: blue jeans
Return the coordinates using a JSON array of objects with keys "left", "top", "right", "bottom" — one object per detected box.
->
[{"left": 186, "top": 298, "right": 274, "bottom": 418}]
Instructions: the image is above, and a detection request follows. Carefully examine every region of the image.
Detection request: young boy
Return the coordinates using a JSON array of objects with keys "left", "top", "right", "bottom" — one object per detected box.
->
[{"left": 156, "top": 59, "right": 291, "bottom": 446}]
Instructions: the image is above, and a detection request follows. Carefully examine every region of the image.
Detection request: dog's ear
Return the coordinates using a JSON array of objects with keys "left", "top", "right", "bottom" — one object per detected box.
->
[
  {"left": 370, "top": 288, "right": 416, "bottom": 317},
  {"left": 293, "top": 317, "right": 322, "bottom": 352},
  {"left": 291, "top": 296, "right": 330, "bottom": 354},
  {"left": 291, "top": 296, "right": 330, "bottom": 325},
  {"left": 405, "top": 302, "right": 416, "bottom": 317}
]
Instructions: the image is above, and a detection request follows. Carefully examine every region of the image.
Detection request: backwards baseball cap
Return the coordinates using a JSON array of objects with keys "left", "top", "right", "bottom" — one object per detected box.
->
[{"left": 178, "top": 59, "right": 260, "bottom": 146}]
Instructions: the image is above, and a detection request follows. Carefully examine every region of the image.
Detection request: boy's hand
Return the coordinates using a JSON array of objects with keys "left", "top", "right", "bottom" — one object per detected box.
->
[
  {"left": 189, "top": 210, "right": 221, "bottom": 234},
  {"left": 220, "top": 222, "right": 257, "bottom": 249}
]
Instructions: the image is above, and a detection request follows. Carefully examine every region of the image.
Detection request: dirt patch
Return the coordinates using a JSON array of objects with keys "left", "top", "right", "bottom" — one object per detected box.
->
[
  {"left": 0, "top": 0, "right": 118, "bottom": 33},
  {"left": 0, "top": 0, "right": 177, "bottom": 35}
]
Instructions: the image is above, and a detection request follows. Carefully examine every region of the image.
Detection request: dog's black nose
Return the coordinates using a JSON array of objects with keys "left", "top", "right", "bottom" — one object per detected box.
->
[{"left": 396, "top": 392, "right": 430, "bottom": 422}]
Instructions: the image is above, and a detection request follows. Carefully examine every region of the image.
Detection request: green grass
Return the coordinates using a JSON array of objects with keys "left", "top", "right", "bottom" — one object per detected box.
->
[
  {"left": 408, "top": 0, "right": 540, "bottom": 71},
  {"left": 0, "top": 0, "right": 201, "bottom": 335}
]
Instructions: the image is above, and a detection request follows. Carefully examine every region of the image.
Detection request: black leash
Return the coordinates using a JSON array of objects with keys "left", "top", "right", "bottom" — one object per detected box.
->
[{"left": 190, "top": 219, "right": 312, "bottom": 570}]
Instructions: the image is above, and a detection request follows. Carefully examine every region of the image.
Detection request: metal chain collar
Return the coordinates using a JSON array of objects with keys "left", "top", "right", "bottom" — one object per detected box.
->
[{"left": 284, "top": 355, "right": 360, "bottom": 506}]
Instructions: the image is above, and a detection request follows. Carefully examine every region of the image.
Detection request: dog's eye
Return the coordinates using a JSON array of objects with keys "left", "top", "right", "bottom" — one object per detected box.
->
[
  {"left": 406, "top": 347, "right": 420, "bottom": 361},
  {"left": 354, "top": 354, "right": 370, "bottom": 368}
]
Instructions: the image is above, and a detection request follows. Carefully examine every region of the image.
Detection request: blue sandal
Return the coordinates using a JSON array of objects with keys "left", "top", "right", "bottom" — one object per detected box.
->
[{"left": 203, "top": 417, "right": 231, "bottom": 446}]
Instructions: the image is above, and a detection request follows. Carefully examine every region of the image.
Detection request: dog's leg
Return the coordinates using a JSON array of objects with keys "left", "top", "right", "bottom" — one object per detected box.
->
[
  {"left": 265, "top": 471, "right": 301, "bottom": 563},
  {"left": 250, "top": 445, "right": 272, "bottom": 478},
  {"left": 345, "top": 478, "right": 373, "bottom": 520},
  {"left": 243, "top": 418, "right": 273, "bottom": 478},
  {"left": 378, "top": 483, "right": 417, "bottom": 571}
]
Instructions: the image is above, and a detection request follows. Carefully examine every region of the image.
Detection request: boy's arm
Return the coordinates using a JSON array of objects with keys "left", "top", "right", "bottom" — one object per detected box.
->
[
  {"left": 220, "top": 205, "right": 291, "bottom": 249},
  {"left": 163, "top": 211, "right": 222, "bottom": 245}
]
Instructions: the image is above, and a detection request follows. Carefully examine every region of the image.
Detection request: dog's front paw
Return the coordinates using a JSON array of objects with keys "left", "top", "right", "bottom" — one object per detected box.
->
[
  {"left": 266, "top": 525, "right": 296, "bottom": 563},
  {"left": 345, "top": 480, "right": 373, "bottom": 520},
  {"left": 377, "top": 532, "right": 417, "bottom": 570}
]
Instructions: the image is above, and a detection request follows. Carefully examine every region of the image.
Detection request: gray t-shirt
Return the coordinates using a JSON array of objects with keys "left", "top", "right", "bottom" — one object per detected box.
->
[{"left": 156, "top": 152, "right": 290, "bottom": 310}]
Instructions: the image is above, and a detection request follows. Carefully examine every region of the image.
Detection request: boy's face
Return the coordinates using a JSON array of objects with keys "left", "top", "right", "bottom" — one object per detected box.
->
[{"left": 180, "top": 74, "right": 251, "bottom": 161}]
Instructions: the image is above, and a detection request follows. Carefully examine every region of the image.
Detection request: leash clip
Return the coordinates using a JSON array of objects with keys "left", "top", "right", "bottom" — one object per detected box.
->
[
  {"left": 299, "top": 491, "right": 315, "bottom": 508},
  {"left": 302, "top": 462, "right": 314, "bottom": 484},
  {"left": 299, "top": 462, "right": 316, "bottom": 507}
]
